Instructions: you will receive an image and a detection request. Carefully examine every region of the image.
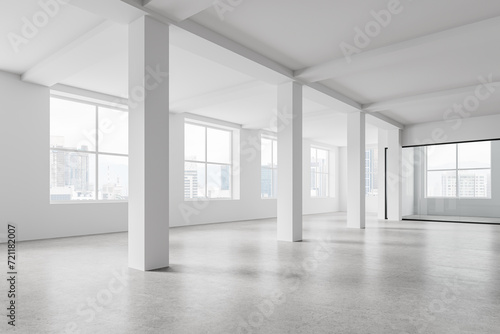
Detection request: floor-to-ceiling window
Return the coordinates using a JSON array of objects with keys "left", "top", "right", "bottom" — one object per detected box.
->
[{"left": 402, "top": 140, "right": 497, "bottom": 224}]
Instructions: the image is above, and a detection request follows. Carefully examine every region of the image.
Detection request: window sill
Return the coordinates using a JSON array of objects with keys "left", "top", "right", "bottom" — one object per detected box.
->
[
  {"left": 184, "top": 198, "right": 237, "bottom": 202},
  {"left": 424, "top": 197, "right": 492, "bottom": 200},
  {"left": 50, "top": 200, "right": 128, "bottom": 205}
]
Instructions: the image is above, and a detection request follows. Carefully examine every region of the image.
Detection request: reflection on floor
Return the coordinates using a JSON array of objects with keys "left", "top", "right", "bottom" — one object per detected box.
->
[
  {"left": 403, "top": 214, "right": 500, "bottom": 224},
  {"left": 3, "top": 212, "right": 500, "bottom": 333}
]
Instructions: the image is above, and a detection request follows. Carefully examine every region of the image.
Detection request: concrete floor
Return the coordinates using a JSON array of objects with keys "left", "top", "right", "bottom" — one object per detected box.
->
[{"left": 1, "top": 213, "right": 499, "bottom": 333}]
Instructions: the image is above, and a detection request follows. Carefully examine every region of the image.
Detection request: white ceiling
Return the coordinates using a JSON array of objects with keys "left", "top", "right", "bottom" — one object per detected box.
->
[
  {"left": 0, "top": 1, "right": 103, "bottom": 73},
  {"left": 1, "top": 0, "right": 500, "bottom": 146}
]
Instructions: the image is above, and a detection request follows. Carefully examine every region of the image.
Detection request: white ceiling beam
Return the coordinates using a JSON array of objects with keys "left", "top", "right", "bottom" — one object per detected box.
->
[
  {"left": 68, "top": 0, "right": 143, "bottom": 24},
  {"left": 143, "top": 0, "right": 215, "bottom": 22},
  {"left": 169, "top": 27, "right": 289, "bottom": 85},
  {"left": 120, "top": 0, "right": 362, "bottom": 112},
  {"left": 295, "top": 15, "right": 500, "bottom": 82},
  {"left": 22, "top": 21, "right": 126, "bottom": 87},
  {"left": 363, "top": 81, "right": 500, "bottom": 112},
  {"left": 365, "top": 112, "right": 404, "bottom": 130},
  {"left": 302, "top": 81, "right": 361, "bottom": 112},
  {"left": 122, "top": 0, "right": 292, "bottom": 79},
  {"left": 170, "top": 81, "right": 273, "bottom": 113}
]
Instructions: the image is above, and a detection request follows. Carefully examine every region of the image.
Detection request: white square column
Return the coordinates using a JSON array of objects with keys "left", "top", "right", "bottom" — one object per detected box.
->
[
  {"left": 128, "top": 16, "right": 169, "bottom": 271},
  {"left": 277, "top": 82, "right": 303, "bottom": 242},
  {"left": 387, "top": 129, "right": 402, "bottom": 221},
  {"left": 347, "top": 112, "right": 366, "bottom": 229}
]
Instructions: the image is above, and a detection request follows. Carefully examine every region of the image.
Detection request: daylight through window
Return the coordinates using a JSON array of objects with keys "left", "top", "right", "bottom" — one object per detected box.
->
[
  {"left": 184, "top": 122, "right": 233, "bottom": 199},
  {"left": 50, "top": 97, "right": 128, "bottom": 201}
]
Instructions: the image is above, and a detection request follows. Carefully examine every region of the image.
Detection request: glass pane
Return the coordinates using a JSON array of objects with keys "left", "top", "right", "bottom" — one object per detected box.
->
[
  {"left": 310, "top": 148, "right": 316, "bottom": 164},
  {"left": 459, "top": 169, "right": 491, "bottom": 198},
  {"left": 207, "top": 128, "right": 231, "bottom": 164},
  {"left": 317, "top": 149, "right": 328, "bottom": 173},
  {"left": 272, "top": 139, "right": 278, "bottom": 168},
  {"left": 261, "top": 138, "right": 272, "bottom": 167},
  {"left": 427, "top": 170, "right": 456, "bottom": 197},
  {"left": 185, "top": 123, "right": 205, "bottom": 162},
  {"left": 320, "top": 174, "right": 329, "bottom": 197},
  {"left": 207, "top": 164, "right": 231, "bottom": 199},
  {"left": 98, "top": 155, "right": 128, "bottom": 200},
  {"left": 458, "top": 141, "right": 491, "bottom": 169},
  {"left": 50, "top": 98, "right": 96, "bottom": 151},
  {"left": 184, "top": 162, "right": 205, "bottom": 198},
  {"left": 311, "top": 172, "right": 318, "bottom": 197},
  {"left": 272, "top": 169, "right": 278, "bottom": 198},
  {"left": 311, "top": 149, "right": 317, "bottom": 174},
  {"left": 98, "top": 107, "right": 128, "bottom": 155},
  {"left": 261, "top": 167, "right": 272, "bottom": 198},
  {"left": 50, "top": 150, "right": 96, "bottom": 201},
  {"left": 427, "top": 144, "right": 457, "bottom": 170}
]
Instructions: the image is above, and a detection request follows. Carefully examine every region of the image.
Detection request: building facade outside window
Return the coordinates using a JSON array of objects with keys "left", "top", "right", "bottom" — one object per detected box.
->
[
  {"left": 184, "top": 121, "right": 234, "bottom": 199},
  {"left": 365, "top": 148, "right": 378, "bottom": 196},
  {"left": 311, "top": 147, "right": 329, "bottom": 197},
  {"left": 426, "top": 141, "right": 491, "bottom": 198},
  {"left": 261, "top": 135, "right": 277, "bottom": 198},
  {"left": 50, "top": 96, "right": 128, "bottom": 202}
]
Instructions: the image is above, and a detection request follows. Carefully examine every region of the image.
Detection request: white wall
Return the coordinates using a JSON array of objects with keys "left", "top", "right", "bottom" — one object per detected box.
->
[
  {"left": 403, "top": 114, "right": 500, "bottom": 147},
  {"left": 0, "top": 71, "right": 128, "bottom": 242},
  {"left": 1, "top": 72, "right": 341, "bottom": 241}
]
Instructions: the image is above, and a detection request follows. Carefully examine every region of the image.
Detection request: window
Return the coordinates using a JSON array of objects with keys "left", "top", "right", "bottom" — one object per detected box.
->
[
  {"left": 50, "top": 97, "right": 128, "bottom": 202},
  {"left": 311, "top": 147, "right": 329, "bottom": 197},
  {"left": 365, "top": 148, "right": 378, "bottom": 196},
  {"left": 184, "top": 122, "right": 233, "bottom": 199},
  {"left": 261, "top": 135, "right": 277, "bottom": 198},
  {"left": 426, "top": 141, "right": 491, "bottom": 198}
]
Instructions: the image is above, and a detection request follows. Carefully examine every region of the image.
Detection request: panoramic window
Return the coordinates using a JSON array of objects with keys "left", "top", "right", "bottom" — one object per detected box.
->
[
  {"left": 184, "top": 122, "right": 233, "bottom": 199},
  {"left": 310, "top": 147, "right": 329, "bottom": 197},
  {"left": 365, "top": 148, "right": 378, "bottom": 196},
  {"left": 261, "top": 135, "right": 277, "bottom": 198},
  {"left": 426, "top": 141, "right": 491, "bottom": 198},
  {"left": 50, "top": 97, "right": 128, "bottom": 202}
]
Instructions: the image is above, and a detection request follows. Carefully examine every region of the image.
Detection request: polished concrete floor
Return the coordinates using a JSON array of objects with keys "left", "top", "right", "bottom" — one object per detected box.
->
[{"left": 1, "top": 213, "right": 500, "bottom": 333}]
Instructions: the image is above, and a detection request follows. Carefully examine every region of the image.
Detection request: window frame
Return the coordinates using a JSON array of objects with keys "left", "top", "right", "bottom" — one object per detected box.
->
[
  {"left": 261, "top": 134, "right": 278, "bottom": 199},
  {"left": 310, "top": 146, "right": 330, "bottom": 198},
  {"left": 49, "top": 95, "right": 129, "bottom": 204},
  {"left": 425, "top": 142, "right": 491, "bottom": 199},
  {"left": 365, "top": 148, "right": 378, "bottom": 196},
  {"left": 184, "top": 120, "right": 234, "bottom": 200}
]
